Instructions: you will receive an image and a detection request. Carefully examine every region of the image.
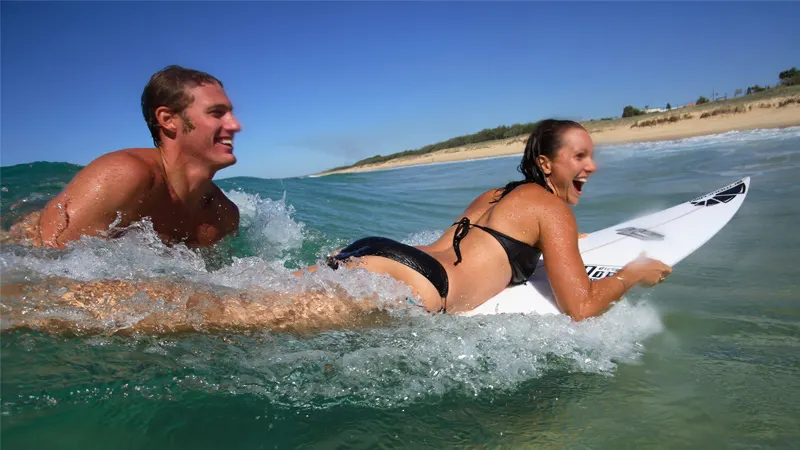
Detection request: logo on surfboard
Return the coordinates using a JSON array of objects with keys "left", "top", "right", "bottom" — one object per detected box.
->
[
  {"left": 690, "top": 180, "right": 747, "bottom": 207},
  {"left": 616, "top": 227, "right": 665, "bottom": 241},
  {"left": 585, "top": 265, "right": 622, "bottom": 280}
]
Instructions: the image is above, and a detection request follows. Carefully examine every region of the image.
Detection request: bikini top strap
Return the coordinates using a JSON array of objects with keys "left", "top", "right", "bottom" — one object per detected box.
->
[{"left": 451, "top": 217, "right": 472, "bottom": 266}]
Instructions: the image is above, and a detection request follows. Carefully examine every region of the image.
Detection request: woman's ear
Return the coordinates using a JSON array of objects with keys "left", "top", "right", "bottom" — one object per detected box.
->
[{"left": 537, "top": 155, "right": 553, "bottom": 175}]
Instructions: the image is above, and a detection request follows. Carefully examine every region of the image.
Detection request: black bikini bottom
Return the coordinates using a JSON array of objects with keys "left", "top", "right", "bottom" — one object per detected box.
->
[{"left": 325, "top": 236, "right": 449, "bottom": 299}]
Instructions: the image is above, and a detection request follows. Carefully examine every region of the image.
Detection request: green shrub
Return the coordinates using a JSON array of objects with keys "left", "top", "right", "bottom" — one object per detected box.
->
[{"left": 622, "top": 105, "right": 645, "bottom": 118}]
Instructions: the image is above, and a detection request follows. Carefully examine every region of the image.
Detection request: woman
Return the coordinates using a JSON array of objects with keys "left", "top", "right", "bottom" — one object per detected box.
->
[{"left": 320, "top": 119, "right": 672, "bottom": 320}]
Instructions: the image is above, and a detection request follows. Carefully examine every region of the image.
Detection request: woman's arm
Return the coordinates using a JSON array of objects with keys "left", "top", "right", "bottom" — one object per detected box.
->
[{"left": 536, "top": 200, "right": 671, "bottom": 321}]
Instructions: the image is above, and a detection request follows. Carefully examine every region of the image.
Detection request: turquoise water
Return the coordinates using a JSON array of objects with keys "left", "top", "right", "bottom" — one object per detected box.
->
[{"left": 2, "top": 127, "right": 800, "bottom": 448}]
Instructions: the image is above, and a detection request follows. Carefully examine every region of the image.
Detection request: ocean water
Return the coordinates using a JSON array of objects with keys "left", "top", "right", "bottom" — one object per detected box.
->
[{"left": 2, "top": 127, "right": 800, "bottom": 449}]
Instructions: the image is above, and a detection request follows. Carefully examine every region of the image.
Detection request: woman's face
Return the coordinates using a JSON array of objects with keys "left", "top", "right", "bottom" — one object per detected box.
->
[{"left": 539, "top": 127, "right": 596, "bottom": 206}]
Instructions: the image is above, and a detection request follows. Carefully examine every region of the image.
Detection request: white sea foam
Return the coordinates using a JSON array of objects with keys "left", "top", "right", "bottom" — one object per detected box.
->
[{"left": 0, "top": 219, "right": 207, "bottom": 282}]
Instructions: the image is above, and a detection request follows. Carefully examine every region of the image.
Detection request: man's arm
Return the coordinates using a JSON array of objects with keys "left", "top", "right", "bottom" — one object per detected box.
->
[{"left": 38, "top": 152, "right": 155, "bottom": 248}]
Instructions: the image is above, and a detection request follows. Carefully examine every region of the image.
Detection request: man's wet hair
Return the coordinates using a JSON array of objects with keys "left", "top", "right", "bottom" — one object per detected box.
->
[{"left": 141, "top": 65, "right": 223, "bottom": 147}]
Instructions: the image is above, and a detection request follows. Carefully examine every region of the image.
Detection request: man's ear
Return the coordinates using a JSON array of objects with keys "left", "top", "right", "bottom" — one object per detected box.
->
[
  {"left": 155, "top": 106, "right": 178, "bottom": 136},
  {"left": 537, "top": 155, "right": 553, "bottom": 175}
]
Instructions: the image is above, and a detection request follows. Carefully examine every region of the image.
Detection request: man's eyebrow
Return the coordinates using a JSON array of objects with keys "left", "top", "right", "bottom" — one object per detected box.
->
[{"left": 207, "top": 103, "right": 233, "bottom": 112}]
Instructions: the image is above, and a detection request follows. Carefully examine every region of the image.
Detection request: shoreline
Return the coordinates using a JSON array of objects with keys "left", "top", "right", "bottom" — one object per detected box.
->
[{"left": 314, "top": 92, "right": 800, "bottom": 177}]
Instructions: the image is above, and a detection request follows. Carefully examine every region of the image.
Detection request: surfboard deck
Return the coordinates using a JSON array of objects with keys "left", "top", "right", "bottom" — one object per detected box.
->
[{"left": 460, "top": 177, "right": 751, "bottom": 317}]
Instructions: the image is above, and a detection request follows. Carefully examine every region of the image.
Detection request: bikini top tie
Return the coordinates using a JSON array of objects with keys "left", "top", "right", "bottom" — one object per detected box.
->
[{"left": 451, "top": 217, "right": 542, "bottom": 284}]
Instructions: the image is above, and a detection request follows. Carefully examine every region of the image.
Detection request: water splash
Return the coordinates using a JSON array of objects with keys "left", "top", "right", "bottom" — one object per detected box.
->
[
  {"left": 226, "top": 189, "right": 306, "bottom": 261},
  {"left": 0, "top": 219, "right": 207, "bottom": 282}
]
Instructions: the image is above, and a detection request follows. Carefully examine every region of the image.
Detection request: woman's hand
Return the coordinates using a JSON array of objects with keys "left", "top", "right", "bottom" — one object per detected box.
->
[{"left": 621, "top": 253, "right": 672, "bottom": 287}]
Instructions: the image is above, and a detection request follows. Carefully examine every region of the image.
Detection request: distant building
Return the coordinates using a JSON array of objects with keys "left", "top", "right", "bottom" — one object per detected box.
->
[{"left": 644, "top": 107, "right": 667, "bottom": 114}]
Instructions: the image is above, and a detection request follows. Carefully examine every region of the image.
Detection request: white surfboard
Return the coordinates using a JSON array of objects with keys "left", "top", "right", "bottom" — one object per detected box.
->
[{"left": 460, "top": 177, "right": 751, "bottom": 317}]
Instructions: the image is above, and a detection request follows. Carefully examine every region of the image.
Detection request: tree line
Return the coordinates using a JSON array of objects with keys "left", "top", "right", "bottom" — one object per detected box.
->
[
  {"left": 331, "top": 122, "right": 541, "bottom": 170},
  {"left": 622, "top": 66, "right": 798, "bottom": 118}
]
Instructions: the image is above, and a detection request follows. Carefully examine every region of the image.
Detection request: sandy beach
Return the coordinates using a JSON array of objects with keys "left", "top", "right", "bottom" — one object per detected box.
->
[{"left": 316, "top": 91, "right": 800, "bottom": 176}]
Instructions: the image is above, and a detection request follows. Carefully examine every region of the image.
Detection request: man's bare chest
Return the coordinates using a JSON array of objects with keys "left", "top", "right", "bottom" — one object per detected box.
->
[{"left": 145, "top": 197, "right": 225, "bottom": 247}]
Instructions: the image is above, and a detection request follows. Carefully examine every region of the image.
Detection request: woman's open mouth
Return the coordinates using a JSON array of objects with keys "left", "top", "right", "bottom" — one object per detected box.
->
[{"left": 573, "top": 177, "right": 587, "bottom": 194}]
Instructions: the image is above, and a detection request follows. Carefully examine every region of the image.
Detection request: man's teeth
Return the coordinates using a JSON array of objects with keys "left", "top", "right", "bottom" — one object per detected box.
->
[
  {"left": 575, "top": 177, "right": 588, "bottom": 183},
  {"left": 219, "top": 139, "right": 233, "bottom": 145}
]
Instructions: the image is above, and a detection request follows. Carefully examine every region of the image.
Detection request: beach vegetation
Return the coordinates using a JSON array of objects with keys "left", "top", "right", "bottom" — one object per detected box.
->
[
  {"left": 699, "top": 106, "right": 747, "bottom": 119},
  {"left": 779, "top": 67, "right": 799, "bottom": 86},
  {"left": 696, "top": 96, "right": 710, "bottom": 105},
  {"left": 747, "top": 85, "right": 768, "bottom": 95},
  {"left": 630, "top": 113, "right": 693, "bottom": 128},
  {"left": 666, "top": 103, "right": 672, "bottom": 110},
  {"left": 621, "top": 105, "right": 645, "bottom": 118},
  {"left": 326, "top": 121, "right": 541, "bottom": 170}
]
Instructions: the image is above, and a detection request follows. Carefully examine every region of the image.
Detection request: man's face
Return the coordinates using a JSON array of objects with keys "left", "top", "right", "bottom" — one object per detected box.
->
[{"left": 177, "top": 82, "right": 242, "bottom": 170}]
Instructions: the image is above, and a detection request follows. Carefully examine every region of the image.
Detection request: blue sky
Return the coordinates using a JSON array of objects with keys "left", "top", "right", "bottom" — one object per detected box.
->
[{"left": 2, "top": 2, "right": 798, "bottom": 179}]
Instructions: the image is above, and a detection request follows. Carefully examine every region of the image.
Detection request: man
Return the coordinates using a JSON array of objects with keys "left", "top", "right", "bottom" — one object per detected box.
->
[{"left": 11, "top": 65, "right": 241, "bottom": 248}]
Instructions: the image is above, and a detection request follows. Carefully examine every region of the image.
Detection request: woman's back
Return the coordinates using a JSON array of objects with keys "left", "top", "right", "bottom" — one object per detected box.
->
[{"left": 418, "top": 184, "right": 550, "bottom": 312}]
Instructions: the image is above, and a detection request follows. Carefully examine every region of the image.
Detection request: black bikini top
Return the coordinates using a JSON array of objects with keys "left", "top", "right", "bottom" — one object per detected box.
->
[{"left": 452, "top": 217, "right": 542, "bottom": 285}]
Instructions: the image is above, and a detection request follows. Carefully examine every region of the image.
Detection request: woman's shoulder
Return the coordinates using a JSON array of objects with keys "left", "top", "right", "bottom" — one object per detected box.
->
[
  {"left": 500, "top": 183, "right": 567, "bottom": 211},
  {"left": 460, "top": 188, "right": 503, "bottom": 218},
  {"left": 476, "top": 188, "right": 504, "bottom": 204}
]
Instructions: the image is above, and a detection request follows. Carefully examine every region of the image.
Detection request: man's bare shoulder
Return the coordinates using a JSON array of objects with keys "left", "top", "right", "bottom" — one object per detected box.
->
[
  {"left": 207, "top": 183, "right": 240, "bottom": 232},
  {"left": 38, "top": 149, "right": 165, "bottom": 247},
  {"left": 207, "top": 182, "right": 236, "bottom": 207},
  {"left": 86, "top": 148, "right": 160, "bottom": 177},
  {"left": 65, "top": 148, "right": 162, "bottom": 194}
]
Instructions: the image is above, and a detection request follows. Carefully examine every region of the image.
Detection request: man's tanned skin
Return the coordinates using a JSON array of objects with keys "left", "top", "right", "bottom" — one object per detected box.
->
[{"left": 11, "top": 65, "right": 242, "bottom": 248}]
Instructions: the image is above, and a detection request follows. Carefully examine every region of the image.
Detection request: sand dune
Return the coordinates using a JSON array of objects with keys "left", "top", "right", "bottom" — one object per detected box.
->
[{"left": 316, "top": 94, "right": 800, "bottom": 176}]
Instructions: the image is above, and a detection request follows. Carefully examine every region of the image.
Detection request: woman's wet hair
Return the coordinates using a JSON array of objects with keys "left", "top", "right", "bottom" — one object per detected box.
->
[
  {"left": 495, "top": 119, "right": 584, "bottom": 200},
  {"left": 141, "top": 65, "right": 223, "bottom": 147}
]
